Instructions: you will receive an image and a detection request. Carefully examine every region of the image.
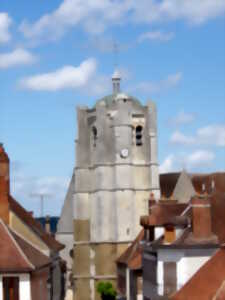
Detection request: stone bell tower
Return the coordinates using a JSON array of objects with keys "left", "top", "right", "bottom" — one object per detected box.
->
[{"left": 73, "top": 71, "right": 160, "bottom": 300}]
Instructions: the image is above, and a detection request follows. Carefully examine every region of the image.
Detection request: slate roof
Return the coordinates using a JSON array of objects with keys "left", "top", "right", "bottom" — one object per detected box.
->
[
  {"left": 170, "top": 247, "right": 225, "bottom": 300},
  {"left": 9, "top": 196, "right": 64, "bottom": 252},
  {"left": 0, "top": 219, "right": 50, "bottom": 273}
]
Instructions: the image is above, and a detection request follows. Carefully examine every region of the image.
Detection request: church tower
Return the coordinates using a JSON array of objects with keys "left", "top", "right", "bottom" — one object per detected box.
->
[{"left": 72, "top": 71, "right": 160, "bottom": 299}]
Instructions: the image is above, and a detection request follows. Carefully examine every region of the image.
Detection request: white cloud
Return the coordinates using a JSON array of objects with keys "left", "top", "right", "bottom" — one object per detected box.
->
[
  {"left": 160, "top": 149, "right": 215, "bottom": 173},
  {"left": 170, "top": 124, "right": 225, "bottom": 147},
  {"left": 132, "top": 72, "right": 182, "bottom": 94},
  {"left": 196, "top": 125, "right": 225, "bottom": 147},
  {"left": 19, "top": 1, "right": 225, "bottom": 43},
  {"left": 138, "top": 30, "right": 174, "bottom": 43},
  {"left": 170, "top": 131, "right": 195, "bottom": 145},
  {"left": 0, "top": 12, "right": 12, "bottom": 44},
  {"left": 133, "top": 0, "right": 225, "bottom": 25},
  {"left": 19, "top": 0, "right": 130, "bottom": 41},
  {"left": 19, "top": 58, "right": 97, "bottom": 91},
  {"left": 10, "top": 163, "right": 70, "bottom": 216},
  {"left": 169, "top": 111, "right": 196, "bottom": 126},
  {"left": 185, "top": 150, "right": 215, "bottom": 168},
  {"left": 0, "top": 48, "right": 37, "bottom": 69},
  {"left": 160, "top": 155, "right": 175, "bottom": 173}
]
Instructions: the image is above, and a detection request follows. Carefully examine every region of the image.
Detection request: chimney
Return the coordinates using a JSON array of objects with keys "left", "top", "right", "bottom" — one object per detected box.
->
[
  {"left": 211, "top": 179, "right": 215, "bottom": 192},
  {"left": 0, "top": 143, "right": 10, "bottom": 224},
  {"left": 45, "top": 215, "right": 51, "bottom": 233},
  {"left": 202, "top": 183, "right": 205, "bottom": 193},
  {"left": 191, "top": 194, "right": 213, "bottom": 240},
  {"left": 148, "top": 192, "right": 156, "bottom": 214},
  {"left": 164, "top": 225, "right": 176, "bottom": 244}
]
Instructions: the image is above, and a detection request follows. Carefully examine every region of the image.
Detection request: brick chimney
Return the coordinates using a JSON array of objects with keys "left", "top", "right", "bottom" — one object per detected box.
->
[
  {"left": 0, "top": 143, "right": 10, "bottom": 224},
  {"left": 191, "top": 194, "right": 216, "bottom": 241}
]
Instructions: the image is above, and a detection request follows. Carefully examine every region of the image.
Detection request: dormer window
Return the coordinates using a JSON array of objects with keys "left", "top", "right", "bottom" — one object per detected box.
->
[
  {"left": 136, "top": 125, "right": 143, "bottom": 146},
  {"left": 92, "top": 126, "right": 97, "bottom": 147}
]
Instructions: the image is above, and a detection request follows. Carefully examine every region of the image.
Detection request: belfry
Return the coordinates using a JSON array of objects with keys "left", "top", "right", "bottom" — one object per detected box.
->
[{"left": 57, "top": 71, "right": 160, "bottom": 300}]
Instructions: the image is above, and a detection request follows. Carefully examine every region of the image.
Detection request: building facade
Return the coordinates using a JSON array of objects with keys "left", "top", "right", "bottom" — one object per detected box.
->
[
  {"left": 0, "top": 144, "right": 66, "bottom": 300},
  {"left": 72, "top": 73, "right": 160, "bottom": 300}
]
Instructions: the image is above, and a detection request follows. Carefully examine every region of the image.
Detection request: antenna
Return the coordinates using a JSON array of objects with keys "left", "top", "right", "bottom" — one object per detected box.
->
[{"left": 30, "top": 193, "right": 52, "bottom": 217}]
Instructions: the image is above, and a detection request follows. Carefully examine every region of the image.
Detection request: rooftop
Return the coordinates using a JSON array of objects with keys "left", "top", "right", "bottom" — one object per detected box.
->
[{"left": 94, "top": 93, "right": 141, "bottom": 108}]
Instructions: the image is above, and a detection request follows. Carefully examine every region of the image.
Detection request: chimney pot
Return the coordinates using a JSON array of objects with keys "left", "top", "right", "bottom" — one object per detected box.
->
[{"left": 191, "top": 194, "right": 212, "bottom": 240}]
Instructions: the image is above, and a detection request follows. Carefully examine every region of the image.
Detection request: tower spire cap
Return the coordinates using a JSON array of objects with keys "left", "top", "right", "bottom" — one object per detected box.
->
[
  {"left": 112, "top": 69, "right": 121, "bottom": 79},
  {"left": 112, "top": 69, "right": 121, "bottom": 94}
]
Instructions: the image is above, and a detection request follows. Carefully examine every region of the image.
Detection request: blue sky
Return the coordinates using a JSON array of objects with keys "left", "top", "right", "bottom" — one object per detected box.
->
[{"left": 0, "top": 0, "right": 225, "bottom": 216}]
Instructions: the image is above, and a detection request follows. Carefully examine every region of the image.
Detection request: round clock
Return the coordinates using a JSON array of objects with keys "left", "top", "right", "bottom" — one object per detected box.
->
[{"left": 120, "top": 148, "right": 129, "bottom": 158}]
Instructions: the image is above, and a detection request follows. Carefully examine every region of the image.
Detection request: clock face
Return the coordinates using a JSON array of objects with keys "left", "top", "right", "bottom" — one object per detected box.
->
[{"left": 120, "top": 148, "right": 129, "bottom": 158}]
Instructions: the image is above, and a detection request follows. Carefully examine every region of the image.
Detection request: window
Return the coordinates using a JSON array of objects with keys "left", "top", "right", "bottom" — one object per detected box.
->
[
  {"left": 3, "top": 277, "right": 19, "bottom": 300},
  {"left": 92, "top": 126, "right": 97, "bottom": 147},
  {"left": 136, "top": 125, "right": 143, "bottom": 146}
]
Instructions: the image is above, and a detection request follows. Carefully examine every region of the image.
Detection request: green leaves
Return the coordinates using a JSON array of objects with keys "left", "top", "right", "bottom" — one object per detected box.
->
[{"left": 97, "top": 281, "right": 117, "bottom": 297}]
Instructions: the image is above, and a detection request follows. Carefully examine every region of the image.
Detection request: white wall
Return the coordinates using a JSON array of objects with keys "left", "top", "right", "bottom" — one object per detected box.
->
[
  {"left": 157, "top": 261, "right": 164, "bottom": 296},
  {"left": 156, "top": 256, "right": 211, "bottom": 294},
  {"left": 19, "top": 274, "right": 31, "bottom": 300},
  {"left": 177, "top": 256, "right": 210, "bottom": 288},
  {"left": 0, "top": 279, "right": 2, "bottom": 300},
  {"left": 0, "top": 274, "right": 31, "bottom": 300}
]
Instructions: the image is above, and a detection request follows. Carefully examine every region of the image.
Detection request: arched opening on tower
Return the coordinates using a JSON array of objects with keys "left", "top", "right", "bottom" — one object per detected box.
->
[
  {"left": 136, "top": 125, "right": 143, "bottom": 146},
  {"left": 92, "top": 126, "right": 97, "bottom": 147}
]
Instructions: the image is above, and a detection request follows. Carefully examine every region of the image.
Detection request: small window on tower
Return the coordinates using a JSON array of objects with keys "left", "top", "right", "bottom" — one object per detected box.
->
[
  {"left": 92, "top": 126, "right": 97, "bottom": 147},
  {"left": 136, "top": 125, "right": 143, "bottom": 146}
]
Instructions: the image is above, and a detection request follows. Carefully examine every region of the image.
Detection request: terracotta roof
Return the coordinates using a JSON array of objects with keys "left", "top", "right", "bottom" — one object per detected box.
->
[
  {"left": 0, "top": 219, "right": 50, "bottom": 273},
  {"left": 160, "top": 173, "right": 180, "bottom": 198},
  {"left": 117, "top": 230, "right": 144, "bottom": 270},
  {"left": 213, "top": 280, "right": 225, "bottom": 300},
  {"left": 211, "top": 191, "right": 225, "bottom": 243},
  {"left": 0, "top": 144, "right": 9, "bottom": 163},
  {"left": 191, "top": 173, "right": 225, "bottom": 194},
  {"left": 10, "top": 230, "right": 51, "bottom": 270},
  {"left": 170, "top": 247, "right": 225, "bottom": 300},
  {"left": 160, "top": 172, "right": 225, "bottom": 198},
  {"left": 9, "top": 196, "right": 64, "bottom": 252},
  {"left": 0, "top": 220, "right": 33, "bottom": 272}
]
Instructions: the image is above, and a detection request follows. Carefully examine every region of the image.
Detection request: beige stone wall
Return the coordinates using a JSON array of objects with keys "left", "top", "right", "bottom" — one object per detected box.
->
[
  {"left": 74, "top": 279, "right": 91, "bottom": 300},
  {"left": 10, "top": 211, "right": 49, "bottom": 253},
  {"left": 73, "top": 244, "right": 90, "bottom": 276},
  {"left": 74, "top": 219, "right": 90, "bottom": 241},
  {"left": 92, "top": 243, "right": 117, "bottom": 276},
  {"left": 73, "top": 242, "right": 130, "bottom": 300}
]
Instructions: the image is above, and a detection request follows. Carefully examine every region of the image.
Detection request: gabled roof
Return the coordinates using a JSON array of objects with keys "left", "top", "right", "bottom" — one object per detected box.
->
[
  {"left": 9, "top": 196, "right": 64, "bottom": 252},
  {"left": 0, "top": 219, "right": 50, "bottom": 273},
  {"left": 57, "top": 173, "right": 74, "bottom": 234},
  {"left": 170, "top": 247, "right": 225, "bottom": 300},
  {"left": 117, "top": 230, "right": 144, "bottom": 270},
  {"left": 11, "top": 230, "right": 51, "bottom": 270}
]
